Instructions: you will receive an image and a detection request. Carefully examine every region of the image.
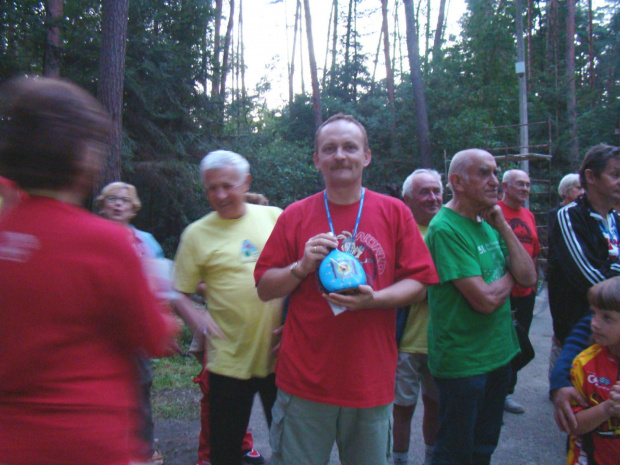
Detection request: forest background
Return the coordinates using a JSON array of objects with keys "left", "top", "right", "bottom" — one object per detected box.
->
[{"left": 2, "top": 0, "right": 619, "bottom": 256}]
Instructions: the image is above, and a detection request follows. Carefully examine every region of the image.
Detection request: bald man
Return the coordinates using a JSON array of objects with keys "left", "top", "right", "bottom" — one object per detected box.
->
[{"left": 425, "top": 149, "right": 536, "bottom": 465}]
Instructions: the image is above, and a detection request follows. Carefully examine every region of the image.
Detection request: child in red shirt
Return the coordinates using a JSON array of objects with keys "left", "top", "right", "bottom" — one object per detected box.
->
[{"left": 567, "top": 277, "right": 620, "bottom": 465}]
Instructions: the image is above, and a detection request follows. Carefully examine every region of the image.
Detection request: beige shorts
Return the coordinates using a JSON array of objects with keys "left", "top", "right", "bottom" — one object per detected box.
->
[
  {"left": 394, "top": 352, "right": 439, "bottom": 406},
  {"left": 270, "top": 389, "right": 392, "bottom": 465}
]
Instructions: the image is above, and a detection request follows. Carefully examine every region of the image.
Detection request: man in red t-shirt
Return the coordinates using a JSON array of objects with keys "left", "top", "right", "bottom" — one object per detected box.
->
[
  {"left": 254, "top": 114, "right": 438, "bottom": 465},
  {"left": 499, "top": 169, "right": 540, "bottom": 414}
]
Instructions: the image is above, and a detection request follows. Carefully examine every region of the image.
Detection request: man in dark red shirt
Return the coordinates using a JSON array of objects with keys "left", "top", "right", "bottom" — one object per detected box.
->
[{"left": 499, "top": 169, "right": 540, "bottom": 414}]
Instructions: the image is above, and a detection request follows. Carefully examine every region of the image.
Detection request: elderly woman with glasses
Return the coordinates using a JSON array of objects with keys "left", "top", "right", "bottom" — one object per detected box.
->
[
  {"left": 97, "top": 182, "right": 164, "bottom": 260},
  {"left": 96, "top": 181, "right": 224, "bottom": 465},
  {"left": 97, "top": 181, "right": 166, "bottom": 464}
]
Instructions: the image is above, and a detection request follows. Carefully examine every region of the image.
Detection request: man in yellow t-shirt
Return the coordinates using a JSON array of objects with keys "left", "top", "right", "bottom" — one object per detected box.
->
[
  {"left": 174, "top": 150, "right": 283, "bottom": 465},
  {"left": 393, "top": 169, "right": 443, "bottom": 465}
]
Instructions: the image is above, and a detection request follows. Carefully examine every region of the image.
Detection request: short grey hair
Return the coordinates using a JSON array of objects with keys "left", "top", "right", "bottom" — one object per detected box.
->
[
  {"left": 502, "top": 169, "right": 515, "bottom": 183},
  {"left": 199, "top": 150, "right": 250, "bottom": 183},
  {"left": 402, "top": 169, "right": 443, "bottom": 198},
  {"left": 558, "top": 173, "right": 580, "bottom": 198},
  {"left": 502, "top": 169, "right": 528, "bottom": 184}
]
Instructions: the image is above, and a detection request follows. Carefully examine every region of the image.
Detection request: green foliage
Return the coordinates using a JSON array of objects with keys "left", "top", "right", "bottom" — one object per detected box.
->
[
  {"left": 0, "top": 1, "right": 46, "bottom": 80},
  {"left": 123, "top": 0, "right": 213, "bottom": 163},
  {"left": 128, "top": 159, "right": 207, "bottom": 257},
  {"left": 248, "top": 140, "right": 321, "bottom": 209},
  {"left": 61, "top": 0, "right": 101, "bottom": 91}
]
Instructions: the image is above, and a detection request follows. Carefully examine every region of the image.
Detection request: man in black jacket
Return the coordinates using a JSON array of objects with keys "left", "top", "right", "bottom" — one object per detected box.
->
[{"left": 548, "top": 144, "right": 620, "bottom": 357}]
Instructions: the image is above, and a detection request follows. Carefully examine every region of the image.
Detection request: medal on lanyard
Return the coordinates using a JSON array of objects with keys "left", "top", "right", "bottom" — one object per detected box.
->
[{"left": 318, "top": 189, "right": 367, "bottom": 294}]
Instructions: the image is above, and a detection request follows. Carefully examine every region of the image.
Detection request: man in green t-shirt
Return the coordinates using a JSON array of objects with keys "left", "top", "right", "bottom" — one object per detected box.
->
[{"left": 425, "top": 149, "right": 536, "bottom": 465}]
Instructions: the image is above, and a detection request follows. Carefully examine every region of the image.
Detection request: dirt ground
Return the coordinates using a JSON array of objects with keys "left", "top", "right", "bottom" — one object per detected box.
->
[{"left": 154, "top": 417, "right": 201, "bottom": 465}]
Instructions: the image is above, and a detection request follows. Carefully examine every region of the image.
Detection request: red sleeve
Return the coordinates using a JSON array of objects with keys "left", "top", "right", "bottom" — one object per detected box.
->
[{"left": 254, "top": 208, "right": 297, "bottom": 284}]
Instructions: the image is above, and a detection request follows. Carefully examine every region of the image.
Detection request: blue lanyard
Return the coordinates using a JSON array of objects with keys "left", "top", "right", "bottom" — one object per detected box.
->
[{"left": 323, "top": 188, "right": 365, "bottom": 240}]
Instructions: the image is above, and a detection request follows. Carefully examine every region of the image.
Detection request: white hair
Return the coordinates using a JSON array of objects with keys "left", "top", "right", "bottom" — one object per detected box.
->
[
  {"left": 402, "top": 169, "right": 443, "bottom": 198},
  {"left": 502, "top": 169, "right": 528, "bottom": 183},
  {"left": 199, "top": 150, "right": 250, "bottom": 183},
  {"left": 558, "top": 173, "right": 580, "bottom": 198}
]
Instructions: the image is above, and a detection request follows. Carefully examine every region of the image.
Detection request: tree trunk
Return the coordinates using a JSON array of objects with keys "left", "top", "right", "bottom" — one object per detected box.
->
[
  {"left": 394, "top": 2, "right": 404, "bottom": 80},
  {"left": 219, "top": 0, "right": 235, "bottom": 97},
  {"left": 299, "top": 1, "right": 306, "bottom": 95},
  {"left": 403, "top": 0, "right": 432, "bottom": 167},
  {"left": 330, "top": 0, "right": 338, "bottom": 89},
  {"left": 527, "top": 0, "right": 532, "bottom": 82},
  {"left": 234, "top": 15, "right": 240, "bottom": 107},
  {"left": 288, "top": 0, "right": 301, "bottom": 106},
  {"left": 44, "top": 0, "right": 63, "bottom": 77},
  {"left": 352, "top": 1, "right": 359, "bottom": 101},
  {"left": 302, "top": 0, "right": 322, "bottom": 130},
  {"left": 344, "top": 0, "right": 353, "bottom": 99},
  {"left": 566, "top": 0, "right": 579, "bottom": 168},
  {"left": 425, "top": 0, "right": 430, "bottom": 64},
  {"left": 322, "top": 3, "right": 334, "bottom": 88},
  {"left": 588, "top": 0, "right": 595, "bottom": 88},
  {"left": 371, "top": 29, "right": 382, "bottom": 89},
  {"left": 381, "top": 0, "right": 396, "bottom": 140},
  {"left": 545, "top": 0, "right": 560, "bottom": 141},
  {"left": 97, "top": 0, "right": 129, "bottom": 189},
  {"left": 239, "top": 0, "right": 246, "bottom": 103},
  {"left": 545, "top": 0, "right": 558, "bottom": 74},
  {"left": 211, "top": 0, "right": 223, "bottom": 98},
  {"left": 432, "top": 0, "right": 446, "bottom": 62}
]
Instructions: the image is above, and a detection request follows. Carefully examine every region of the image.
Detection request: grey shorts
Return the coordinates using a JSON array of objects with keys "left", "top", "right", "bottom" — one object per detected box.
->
[
  {"left": 394, "top": 352, "right": 439, "bottom": 406},
  {"left": 270, "top": 389, "right": 392, "bottom": 465}
]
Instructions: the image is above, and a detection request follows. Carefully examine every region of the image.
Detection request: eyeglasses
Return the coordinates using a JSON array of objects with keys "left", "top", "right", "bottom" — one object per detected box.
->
[
  {"left": 105, "top": 196, "right": 132, "bottom": 205},
  {"left": 511, "top": 181, "right": 531, "bottom": 189}
]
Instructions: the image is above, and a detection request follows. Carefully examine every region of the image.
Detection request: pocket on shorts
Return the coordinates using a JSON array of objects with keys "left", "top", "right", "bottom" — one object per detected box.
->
[{"left": 269, "top": 390, "right": 292, "bottom": 454}]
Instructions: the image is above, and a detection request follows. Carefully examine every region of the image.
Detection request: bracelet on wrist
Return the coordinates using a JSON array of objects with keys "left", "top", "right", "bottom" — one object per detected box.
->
[{"left": 290, "top": 261, "right": 306, "bottom": 280}]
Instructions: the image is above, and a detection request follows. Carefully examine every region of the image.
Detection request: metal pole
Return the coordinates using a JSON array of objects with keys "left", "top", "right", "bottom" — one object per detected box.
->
[
  {"left": 515, "top": 0, "right": 530, "bottom": 208},
  {"left": 515, "top": 0, "right": 529, "bottom": 172}
]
